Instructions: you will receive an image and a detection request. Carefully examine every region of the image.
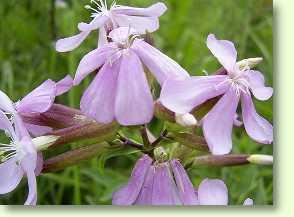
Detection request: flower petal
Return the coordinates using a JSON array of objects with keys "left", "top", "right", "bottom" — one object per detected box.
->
[
  {"left": 0, "top": 110, "right": 16, "bottom": 139},
  {"left": 0, "top": 90, "right": 15, "bottom": 113},
  {"left": 170, "top": 160, "right": 198, "bottom": 205},
  {"left": 135, "top": 166, "right": 155, "bottom": 205},
  {"left": 56, "top": 31, "right": 91, "bottom": 53},
  {"left": 207, "top": 34, "right": 237, "bottom": 73},
  {"left": 241, "top": 92, "right": 273, "bottom": 144},
  {"left": 55, "top": 75, "right": 73, "bottom": 96},
  {"left": 198, "top": 179, "right": 228, "bottom": 205},
  {"left": 16, "top": 80, "right": 56, "bottom": 114},
  {"left": 34, "top": 152, "right": 44, "bottom": 176},
  {"left": 112, "top": 14, "right": 160, "bottom": 34},
  {"left": 78, "top": 15, "right": 109, "bottom": 32},
  {"left": 203, "top": 87, "right": 239, "bottom": 155},
  {"left": 152, "top": 162, "right": 181, "bottom": 205},
  {"left": 74, "top": 44, "right": 118, "bottom": 85},
  {"left": 160, "top": 75, "right": 230, "bottom": 114},
  {"left": 24, "top": 166, "right": 37, "bottom": 205},
  {"left": 80, "top": 60, "right": 120, "bottom": 124},
  {"left": 112, "top": 2, "right": 167, "bottom": 17},
  {"left": 98, "top": 27, "right": 108, "bottom": 48},
  {"left": 243, "top": 198, "right": 254, "bottom": 206},
  {"left": 108, "top": 27, "right": 138, "bottom": 44},
  {"left": 245, "top": 70, "right": 273, "bottom": 101},
  {"left": 112, "top": 155, "right": 153, "bottom": 205},
  {"left": 132, "top": 39, "right": 190, "bottom": 85},
  {"left": 0, "top": 158, "right": 23, "bottom": 194},
  {"left": 115, "top": 51, "right": 154, "bottom": 126}
]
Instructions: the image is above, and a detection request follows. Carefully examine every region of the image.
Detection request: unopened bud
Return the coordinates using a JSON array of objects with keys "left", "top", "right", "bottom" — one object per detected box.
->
[
  {"left": 154, "top": 147, "right": 168, "bottom": 163},
  {"left": 247, "top": 154, "right": 273, "bottom": 165},
  {"left": 32, "top": 135, "right": 60, "bottom": 151},
  {"left": 154, "top": 101, "right": 175, "bottom": 122},
  {"left": 237, "top": 57, "right": 263, "bottom": 70},
  {"left": 175, "top": 113, "right": 197, "bottom": 127},
  {"left": 171, "top": 132, "right": 209, "bottom": 152}
]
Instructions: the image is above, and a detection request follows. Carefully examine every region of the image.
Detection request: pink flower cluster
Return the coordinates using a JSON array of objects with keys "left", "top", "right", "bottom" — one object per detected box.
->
[{"left": 0, "top": 0, "right": 272, "bottom": 205}]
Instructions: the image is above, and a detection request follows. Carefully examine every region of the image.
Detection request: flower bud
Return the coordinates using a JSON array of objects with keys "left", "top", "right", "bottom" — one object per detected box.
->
[
  {"left": 247, "top": 154, "right": 273, "bottom": 165},
  {"left": 216, "top": 57, "right": 263, "bottom": 75},
  {"left": 171, "top": 132, "right": 209, "bottom": 152},
  {"left": 175, "top": 113, "right": 197, "bottom": 127},
  {"left": 154, "top": 101, "right": 175, "bottom": 122},
  {"left": 237, "top": 57, "right": 263, "bottom": 71},
  {"left": 32, "top": 135, "right": 60, "bottom": 151},
  {"left": 154, "top": 146, "right": 168, "bottom": 163}
]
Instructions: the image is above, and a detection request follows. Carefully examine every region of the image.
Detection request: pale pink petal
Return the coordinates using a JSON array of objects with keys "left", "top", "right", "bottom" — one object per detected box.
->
[
  {"left": 241, "top": 92, "right": 273, "bottom": 144},
  {"left": 14, "top": 114, "right": 32, "bottom": 140},
  {"left": 152, "top": 162, "right": 181, "bottom": 205},
  {"left": 112, "top": 2, "right": 167, "bottom": 17},
  {"left": 112, "top": 14, "right": 159, "bottom": 34},
  {"left": 24, "top": 166, "right": 37, "bottom": 205},
  {"left": 0, "top": 110, "right": 16, "bottom": 139},
  {"left": 56, "top": 31, "right": 91, "bottom": 52},
  {"left": 0, "top": 158, "right": 24, "bottom": 194},
  {"left": 203, "top": 87, "right": 239, "bottom": 155},
  {"left": 115, "top": 51, "right": 154, "bottom": 126},
  {"left": 243, "top": 198, "right": 254, "bottom": 206},
  {"left": 112, "top": 155, "right": 153, "bottom": 205},
  {"left": 207, "top": 34, "right": 237, "bottom": 73},
  {"left": 34, "top": 152, "right": 44, "bottom": 176},
  {"left": 132, "top": 39, "right": 189, "bottom": 85},
  {"left": 74, "top": 44, "right": 118, "bottom": 85},
  {"left": 78, "top": 15, "right": 109, "bottom": 32},
  {"left": 80, "top": 60, "right": 120, "bottom": 124},
  {"left": 135, "top": 166, "right": 155, "bottom": 205},
  {"left": 55, "top": 75, "right": 73, "bottom": 96},
  {"left": 0, "top": 90, "right": 15, "bottom": 113},
  {"left": 24, "top": 123, "right": 53, "bottom": 137},
  {"left": 160, "top": 75, "right": 230, "bottom": 114},
  {"left": 245, "top": 70, "right": 273, "bottom": 101},
  {"left": 20, "top": 139, "right": 37, "bottom": 202},
  {"left": 108, "top": 27, "right": 138, "bottom": 44},
  {"left": 98, "top": 27, "right": 108, "bottom": 48},
  {"left": 170, "top": 160, "right": 199, "bottom": 205},
  {"left": 16, "top": 80, "right": 56, "bottom": 114},
  {"left": 198, "top": 179, "right": 228, "bottom": 205}
]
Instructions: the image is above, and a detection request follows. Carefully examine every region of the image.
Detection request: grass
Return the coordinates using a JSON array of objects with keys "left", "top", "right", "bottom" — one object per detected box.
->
[{"left": 0, "top": 0, "right": 273, "bottom": 205}]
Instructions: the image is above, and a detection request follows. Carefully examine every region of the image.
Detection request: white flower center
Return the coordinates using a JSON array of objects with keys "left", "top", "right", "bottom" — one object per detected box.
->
[
  {"left": 0, "top": 140, "right": 24, "bottom": 164},
  {"left": 85, "top": 0, "right": 117, "bottom": 17},
  {"left": 228, "top": 68, "right": 251, "bottom": 96}
]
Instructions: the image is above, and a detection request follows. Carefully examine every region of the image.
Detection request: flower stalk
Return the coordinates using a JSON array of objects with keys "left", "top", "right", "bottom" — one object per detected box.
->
[
  {"left": 47, "top": 121, "right": 119, "bottom": 148},
  {"left": 42, "top": 142, "right": 108, "bottom": 173},
  {"left": 192, "top": 154, "right": 273, "bottom": 167}
]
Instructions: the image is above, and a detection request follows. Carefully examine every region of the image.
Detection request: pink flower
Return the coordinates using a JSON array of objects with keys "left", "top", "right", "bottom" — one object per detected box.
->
[
  {"left": 15, "top": 75, "right": 73, "bottom": 136},
  {"left": 112, "top": 155, "right": 252, "bottom": 206},
  {"left": 0, "top": 109, "right": 38, "bottom": 205},
  {"left": 74, "top": 27, "right": 189, "bottom": 126},
  {"left": 55, "top": 1, "right": 167, "bottom": 52},
  {"left": 160, "top": 34, "right": 273, "bottom": 155},
  {"left": 112, "top": 155, "right": 199, "bottom": 205}
]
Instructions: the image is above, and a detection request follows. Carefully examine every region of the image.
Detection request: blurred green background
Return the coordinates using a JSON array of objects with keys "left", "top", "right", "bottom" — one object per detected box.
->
[{"left": 0, "top": 0, "right": 273, "bottom": 205}]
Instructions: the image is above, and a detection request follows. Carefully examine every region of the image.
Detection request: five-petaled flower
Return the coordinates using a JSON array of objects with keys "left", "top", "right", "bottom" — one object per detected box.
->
[
  {"left": 0, "top": 103, "right": 38, "bottom": 205},
  {"left": 160, "top": 34, "right": 273, "bottom": 155},
  {"left": 73, "top": 27, "right": 189, "bottom": 126},
  {"left": 56, "top": 0, "right": 167, "bottom": 52},
  {"left": 1, "top": 76, "right": 73, "bottom": 137},
  {"left": 112, "top": 155, "right": 253, "bottom": 206}
]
